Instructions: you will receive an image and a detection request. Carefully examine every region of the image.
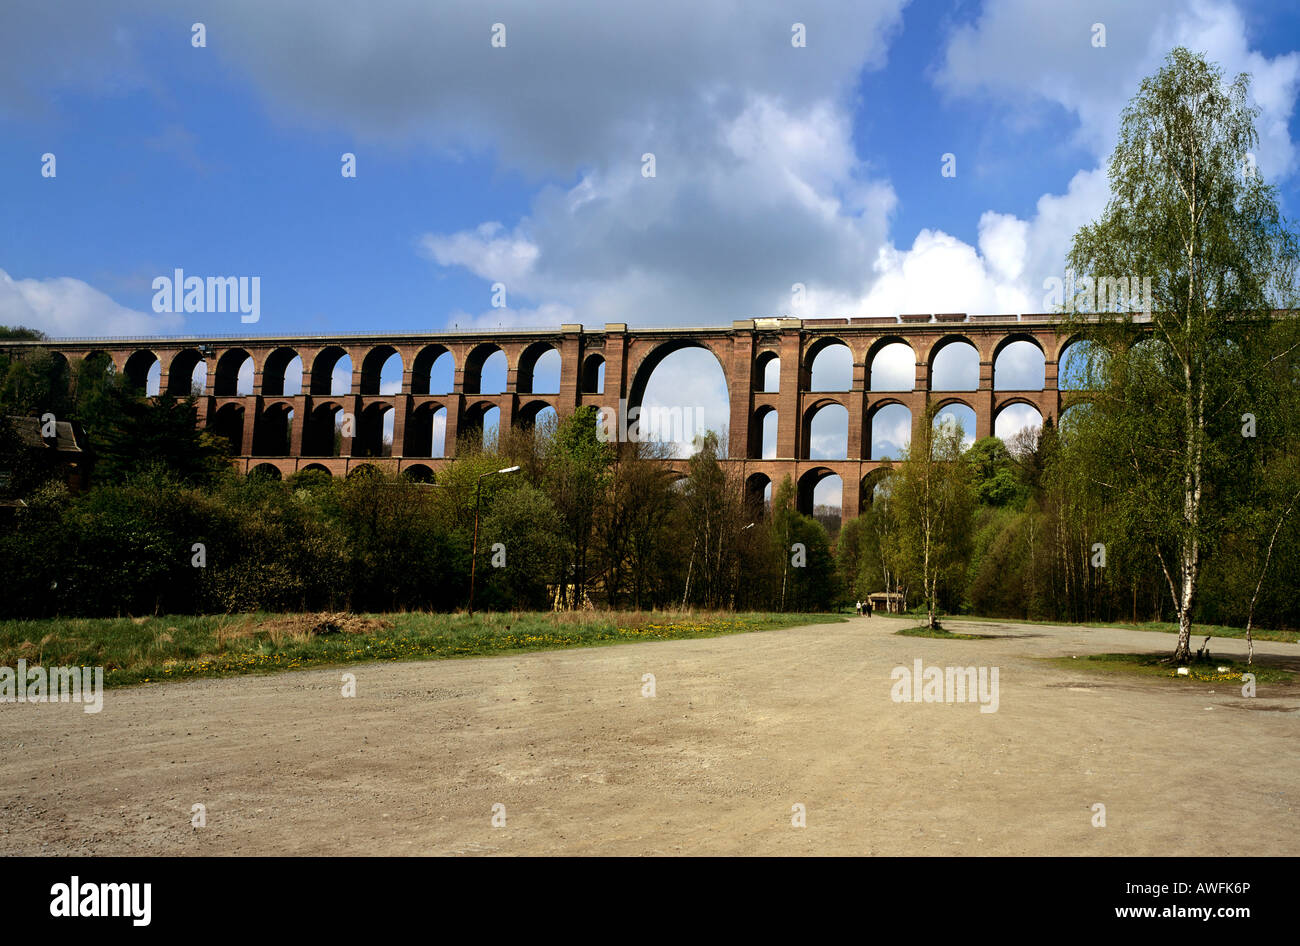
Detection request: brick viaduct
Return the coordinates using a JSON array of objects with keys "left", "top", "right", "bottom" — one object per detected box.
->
[{"left": 17, "top": 314, "right": 1090, "bottom": 524}]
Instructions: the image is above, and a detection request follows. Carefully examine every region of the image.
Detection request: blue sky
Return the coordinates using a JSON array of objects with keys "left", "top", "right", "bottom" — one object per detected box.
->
[{"left": 2, "top": 0, "right": 1299, "bottom": 494}]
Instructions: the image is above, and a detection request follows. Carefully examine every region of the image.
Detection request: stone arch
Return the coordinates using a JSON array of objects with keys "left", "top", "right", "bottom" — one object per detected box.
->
[
  {"left": 405, "top": 402, "right": 448, "bottom": 458},
  {"left": 304, "top": 401, "right": 346, "bottom": 457},
  {"left": 1057, "top": 399, "right": 1092, "bottom": 439},
  {"left": 262, "top": 347, "right": 302, "bottom": 397},
  {"left": 751, "top": 405, "right": 778, "bottom": 459},
  {"left": 166, "top": 348, "right": 206, "bottom": 396},
  {"left": 860, "top": 466, "right": 892, "bottom": 512},
  {"left": 803, "top": 399, "right": 849, "bottom": 460},
  {"left": 516, "top": 399, "right": 558, "bottom": 431},
  {"left": 928, "top": 335, "right": 980, "bottom": 391},
  {"left": 355, "top": 402, "right": 395, "bottom": 457},
  {"left": 360, "top": 345, "right": 402, "bottom": 395},
  {"left": 254, "top": 402, "right": 294, "bottom": 456},
  {"left": 214, "top": 348, "right": 252, "bottom": 397},
  {"left": 248, "top": 462, "right": 283, "bottom": 481},
  {"left": 1057, "top": 336, "right": 1095, "bottom": 391},
  {"left": 993, "top": 399, "right": 1044, "bottom": 442},
  {"left": 517, "top": 342, "right": 560, "bottom": 394},
  {"left": 348, "top": 463, "right": 383, "bottom": 479},
  {"left": 867, "top": 338, "right": 915, "bottom": 392},
  {"left": 402, "top": 463, "right": 435, "bottom": 483},
  {"left": 462, "top": 400, "right": 501, "bottom": 449},
  {"left": 626, "top": 339, "right": 731, "bottom": 420},
  {"left": 745, "top": 472, "right": 773, "bottom": 515},
  {"left": 464, "top": 344, "right": 507, "bottom": 395},
  {"left": 805, "top": 337, "right": 852, "bottom": 392},
  {"left": 582, "top": 353, "right": 606, "bottom": 394},
  {"left": 412, "top": 345, "right": 454, "bottom": 396},
  {"left": 797, "top": 466, "right": 841, "bottom": 517},
  {"left": 310, "top": 346, "right": 352, "bottom": 396},
  {"left": 298, "top": 463, "right": 333, "bottom": 477},
  {"left": 869, "top": 400, "right": 911, "bottom": 460},
  {"left": 992, "top": 334, "right": 1046, "bottom": 391},
  {"left": 209, "top": 402, "right": 245, "bottom": 453},
  {"left": 932, "top": 401, "right": 976, "bottom": 448},
  {"left": 124, "top": 350, "right": 159, "bottom": 394},
  {"left": 626, "top": 340, "right": 730, "bottom": 455},
  {"left": 73, "top": 351, "right": 115, "bottom": 399},
  {"left": 754, "top": 350, "right": 780, "bottom": 392}
]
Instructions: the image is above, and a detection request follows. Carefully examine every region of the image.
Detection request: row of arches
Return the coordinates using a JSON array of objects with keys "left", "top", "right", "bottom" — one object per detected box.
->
[
  {"left": 72, "top": 334, "right": 1091, "bottom": 404},
  {"left": 750, "top": 400, "right": 1053, "bottom": 461},
  {"left": 244, "top": 462, "right": 441, "bottom": 482},
  {"left": 207, "top": 399, "right": 561, "bottom": 458},
  {"left": 754, "top": 337, "right": 1091, "bottom": 393},
  {"left": 82, "top": 342, "right": 604, "bottom": 400}
]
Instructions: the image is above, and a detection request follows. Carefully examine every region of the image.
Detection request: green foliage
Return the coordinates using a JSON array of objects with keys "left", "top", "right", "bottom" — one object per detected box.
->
[
  {"left": 87, "top": 388, "right": 230, "bottom": 487},
  {"left": 1063, "top": 47, "right": 1300, "bottom": 659}
]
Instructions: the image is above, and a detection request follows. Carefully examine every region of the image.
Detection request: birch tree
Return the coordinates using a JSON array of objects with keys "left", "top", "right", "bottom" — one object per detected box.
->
[
  {"left": 889, "top": 406, "right": 974, "bottom": 629},
  {"left": 1064, "top": 47, "right": 1299, "bottom": 663}
]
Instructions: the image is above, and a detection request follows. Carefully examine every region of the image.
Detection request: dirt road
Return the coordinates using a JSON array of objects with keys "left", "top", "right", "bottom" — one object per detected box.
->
[{"left": 2, "top": 617, "right": 1297, "bottom": 855}]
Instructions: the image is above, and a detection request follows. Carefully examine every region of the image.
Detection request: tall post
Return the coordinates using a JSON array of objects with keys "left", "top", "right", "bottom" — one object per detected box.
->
[{"left": 469, "top": 477, "right": 484, "bottom": 616}]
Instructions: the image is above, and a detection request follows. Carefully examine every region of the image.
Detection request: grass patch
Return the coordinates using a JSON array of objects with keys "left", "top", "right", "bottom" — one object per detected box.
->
[
  {"left": 1048, "top": 652, "right": 1296, "bottom": 686},
  {"left": 0, "top": 610, "right": 846, "bottom": 689},
  {"left": 870, "top": 611, "right": 1299, "bottom": 643},
  {"left": 894, "top": 625, "right": 991, "bottom": 640}
]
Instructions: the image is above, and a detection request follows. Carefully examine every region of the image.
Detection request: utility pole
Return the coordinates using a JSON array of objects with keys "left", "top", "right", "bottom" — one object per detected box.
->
[{"left": 468, "top": 465, "right": 520, "bottom": 616}]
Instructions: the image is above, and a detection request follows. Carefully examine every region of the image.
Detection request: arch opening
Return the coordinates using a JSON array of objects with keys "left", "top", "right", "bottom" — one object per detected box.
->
[
  {"left": 166, "top": 349, "right": 207, "bottom": 397},
  {"left": 751, "top": 406, "right": 778, "bottom": 459},
  {"left": 310, "top": 347, "right": 352, "bottom": 396},
  {"left": 933, "top": 403, "right": 976, "bottom": 451},
  {"left": 629, "top": 342, "right": 729, "bottom": 458},
  {"left": 209, "top": 403, "right": 245, "bottom": 454},
  {"left": 930, "top": 339, "right": 979, "bottom": 391},
  {"left": 808, "top": 342, "right": 852, "bottom": 392},
  {"left": 262, "top": 347, "right": 303, "bottom": 397},
  {"left": 805, "top": 402, "right": 848, "bottom": 461},
  {"left": 994, "top": 339, "right": 1045, "bottom": 391},
  {"left": 582, "top": 354, "right": 605, "bottom": 394},
  {"left": 464, "top": 345, "right": 506, "bottom": 395},
  {"left": 356, "top": 403, "right": 395, "bottom": 457},
  {"left": 254, "top": 404, "right": 295, "bottom": 456},
  {"left": 518, "top": 343, "right": 560, "bottom": 394},
  {"left": 870, "top": 403, "right": 911, "bottom": 461},
  {"left": 304, "top": 403, "right": 346, "bottom": 457},
  {"left": 755, "top": 351, "right": 780, "bottom": 392},
  {"left": 405, "top": 404, "right": 448, "bottom": 458},
  {"left": 869, "top": 341, "right": 915, "bottom": 392},
  {"left": 994, "top": 402, "right": 1044, "bottom": 445},
  {"left": 412, "top": 346, "right": 455, "bottom": 396},
  {"left": 361, "top": 346, "right": 403, "bottom": 396}
]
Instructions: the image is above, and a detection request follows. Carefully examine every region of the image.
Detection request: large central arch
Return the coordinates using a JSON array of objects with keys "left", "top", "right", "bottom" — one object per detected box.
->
[{"left": 626, "top": 339, "right": 731, "bottom": 455}]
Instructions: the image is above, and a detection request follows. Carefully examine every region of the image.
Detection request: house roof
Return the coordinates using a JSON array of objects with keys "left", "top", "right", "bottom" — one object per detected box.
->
[{"left": 7, "top": 416, "right": 85, "bottom": 453}]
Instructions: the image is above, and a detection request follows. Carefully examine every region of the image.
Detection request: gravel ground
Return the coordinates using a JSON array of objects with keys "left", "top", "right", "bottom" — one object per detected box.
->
[{"left": 2, "top": 616, "right": 1296, "bottom": 856}]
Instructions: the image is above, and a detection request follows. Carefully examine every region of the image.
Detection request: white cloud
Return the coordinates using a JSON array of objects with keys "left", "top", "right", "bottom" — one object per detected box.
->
[
  {"left": 0, "top": 268, "right": 181, "bottom": 337},
  {"left": 422, "top": 95, "right": 898, "bottom": 329},
  {"left": 937, "top": 0, "right": 1300, "bottom": 178}
]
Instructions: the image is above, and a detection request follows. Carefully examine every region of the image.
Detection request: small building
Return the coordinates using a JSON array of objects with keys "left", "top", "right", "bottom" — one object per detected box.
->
[
  {"left": 868, "top": 591, "right": 905, "bottom": 614},
  {"left": 3, "top": 415, "right": 92, "bottom": 496}
]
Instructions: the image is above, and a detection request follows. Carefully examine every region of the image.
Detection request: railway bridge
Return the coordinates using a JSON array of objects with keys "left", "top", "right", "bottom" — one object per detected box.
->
[{"left": 13, "top": 314, "right": 1092, "bottom": 523}]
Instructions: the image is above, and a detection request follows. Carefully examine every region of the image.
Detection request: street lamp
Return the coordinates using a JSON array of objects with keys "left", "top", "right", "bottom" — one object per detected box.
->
[{"left": 468, "top": 465, "right": 521, "bottom": 615}]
